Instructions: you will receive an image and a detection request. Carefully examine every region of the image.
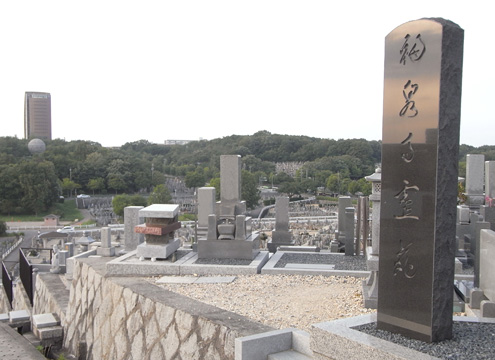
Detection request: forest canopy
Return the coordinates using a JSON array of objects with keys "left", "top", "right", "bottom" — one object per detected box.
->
[{"left": 0, "top": 132, "right": 491, "bottom": 214}]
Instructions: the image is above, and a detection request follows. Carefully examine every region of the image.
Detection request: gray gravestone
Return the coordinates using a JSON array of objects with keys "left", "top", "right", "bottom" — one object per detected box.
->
[
  {"left": 485, "top": 161, "right": 495, "bottom": 200},
  {"left": 480, "top": 229, "right": 495, "bottom": 302},
  {"left": 338, "top": 196, "right": 352, "bottom": 241},
  {"left": 197, "top": 187, "right": 216, "bottom": 239},
  {"left": 198, "top": 187, "right": 216, "bottom": 228},
  {"left": 465, "top": 154, "right": 485, "bottom": 208},
  {"left": 219, "top": 155, "right": 243, "bottom": 214},
  {"left": 267, "top": 196, "right": 294, "bottom": 252},
  {"left": 344, "top": 207, "right": 355, "bottom": 256},
  {"left": 479, "top": 229, "right": 495, "bottom": 317},
  {"left": 124, "top": 206, "right": 144, "bottom": 252},
  {"left": 97, "top": 227, "right": 115, "bottom": 257},
  {"left": 378, "top": 18, "right": 463, "bottom": 342}
]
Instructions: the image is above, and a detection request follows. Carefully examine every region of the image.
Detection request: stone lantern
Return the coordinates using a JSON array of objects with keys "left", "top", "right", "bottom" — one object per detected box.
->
[
  {"left": 365, "top": 167, "right": 381, "bottom": 255},
  {"left": 363, "top": 167, "right": 381, "bottom": 308}
]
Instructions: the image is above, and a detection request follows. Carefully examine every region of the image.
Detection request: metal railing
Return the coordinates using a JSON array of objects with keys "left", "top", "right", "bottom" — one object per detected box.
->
[
  {"left": 1, "top": 261, "right": 13, "bottom": 308},
  {"left": 1, "top": 237, "right": 23, "bottom": 260},
  {"left": 7, "top": 223, "right": 97, "bottom": 231}
]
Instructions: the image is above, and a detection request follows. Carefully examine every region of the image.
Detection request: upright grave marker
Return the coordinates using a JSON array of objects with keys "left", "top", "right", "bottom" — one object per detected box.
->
[{"left": 378, "top": 18, "right": 463, "bottom": 342}]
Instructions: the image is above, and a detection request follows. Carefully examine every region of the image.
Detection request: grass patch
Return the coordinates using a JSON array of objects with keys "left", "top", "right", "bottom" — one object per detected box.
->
[
  {"left": 179, "top": 213, "right": 197, "bottom": 222},
  {"left": 0, "top": 199, "right": 83, "bottom": 222}
]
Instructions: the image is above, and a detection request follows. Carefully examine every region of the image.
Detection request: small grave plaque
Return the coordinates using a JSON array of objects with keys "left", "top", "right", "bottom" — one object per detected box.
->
[{"left": 377, "top": 18, "right": 463, "bottom": 342}]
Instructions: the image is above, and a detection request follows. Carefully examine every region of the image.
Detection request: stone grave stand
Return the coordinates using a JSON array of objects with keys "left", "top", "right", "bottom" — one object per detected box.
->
[
  {"left": 136, "top": 204, "right": 181, "bottom": 261},
  {"left": 197, "top": 155, "right": 260, "bottom": 260},
  {"left": 267, "top": 196, "right": 294, "bottom": 252}
]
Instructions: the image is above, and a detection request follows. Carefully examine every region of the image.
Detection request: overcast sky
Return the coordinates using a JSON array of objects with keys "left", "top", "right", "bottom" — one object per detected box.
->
[{"left": 1, "top": 1, "right": 492, "bottom": 147}]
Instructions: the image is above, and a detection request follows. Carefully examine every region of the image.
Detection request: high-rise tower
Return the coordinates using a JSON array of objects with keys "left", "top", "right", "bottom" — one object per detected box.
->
[{"left": 24, "top": 92, "right": 51, "bottom": 140}]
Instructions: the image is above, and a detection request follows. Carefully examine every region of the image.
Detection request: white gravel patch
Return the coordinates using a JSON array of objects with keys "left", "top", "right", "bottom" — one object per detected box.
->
[{"left": 149, "top": 274, "right": 375, "bottom": 331}]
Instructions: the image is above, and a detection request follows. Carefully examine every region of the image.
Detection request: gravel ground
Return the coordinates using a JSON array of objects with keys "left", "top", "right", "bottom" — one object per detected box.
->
[
  {"left": 150, "top": 274, "right": 375, "bottom": 330},
  {"left": 274, "top": 253, "right": 367, "bottom": 270},
  {"left": 357, "top": 322, "right": 495, "bottom": 359}
]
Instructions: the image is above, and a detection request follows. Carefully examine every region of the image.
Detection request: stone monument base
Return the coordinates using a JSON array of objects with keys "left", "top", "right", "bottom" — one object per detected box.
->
[
  {"left": 197, "top": 232, "right": 260, "bottom": 260},
  {"left": 311, "top": 314, "right": 494, "bottom": 360},
  {"left": 267, "top": 230, "right": 294, "bottom": 252},
  {"left": 97, "top": 247, "right": 115, "bottom": 257},
  {"left": 267, "top": 239, "right": 295, "bottom": 253},
  {"left": 137, "top": 238, "right": 180, "bottom": 261}
]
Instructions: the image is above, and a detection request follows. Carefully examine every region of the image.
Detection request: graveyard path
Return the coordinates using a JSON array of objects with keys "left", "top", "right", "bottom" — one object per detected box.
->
[
  {"left": 75, "top": 208, "right": 92, "bottom": 224},
  {"left": 152, "top": 274, "right": 375, "bottom": 331}
]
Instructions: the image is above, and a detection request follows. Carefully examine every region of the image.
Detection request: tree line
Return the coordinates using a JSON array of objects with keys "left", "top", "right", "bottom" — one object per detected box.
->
[{"left": 0, "top": 132, "right": 492, "bottom": 215}]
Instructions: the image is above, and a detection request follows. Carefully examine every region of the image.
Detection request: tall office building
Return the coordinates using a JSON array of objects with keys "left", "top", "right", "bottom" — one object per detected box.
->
[{"left": 24, "top": 92, "right": 51, "bottom": 140}]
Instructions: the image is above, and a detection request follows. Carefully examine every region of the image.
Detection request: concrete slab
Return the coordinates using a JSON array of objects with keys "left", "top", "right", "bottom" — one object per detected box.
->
[
  {"left": 106, "top": 249, "right": 194, "bottom": 276},
  {"left": 156, "top": 276, "right": 198, "bottom": 284},
  {"left": 261, "top": 251, "right": 369, "bottom": 277},
  {"left": 139, "top": 204, "right": 179, "bottom": 218},
  {"left": 180, "top": 251, "right": 270, "bottom": 276},
  {"left": 106, "top": 249, "right": 268, "bottom": 276},
  {"left": 235, "top": 328, "right": 294, "bottom": 360},
  {"left": 195, "top": 276, "right": 236, "bottom": 284},
  {"left": 155, "top": 275, "right": 237, "bottom": 284},
  {"left": 9, "top": 310, "right": 30, "bottom": 322},
  {"left": 284, "top": 263, "right": 335, "bottom": 270},
  {"left": 32, "top": 313, "right": 59, "bottom": 328}
]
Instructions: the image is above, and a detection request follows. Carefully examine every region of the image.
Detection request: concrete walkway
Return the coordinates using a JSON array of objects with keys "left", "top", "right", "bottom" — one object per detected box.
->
[{"left": 0, "top": 323, "right": 45, "bottom": 359}]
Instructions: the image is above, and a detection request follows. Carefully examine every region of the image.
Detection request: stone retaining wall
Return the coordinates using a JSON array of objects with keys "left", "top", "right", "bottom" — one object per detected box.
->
[
  {"left": 12, "top": 281, "right": 32, "bottom": 312},
  {"left": 63, "top": 258, "right": 273, "bottom": 359},
  {"left": 33, "top": 273, "right": 70, "bottom": 325},
  {"left": 0, "top": 285, "right": 11, "bottom": 313}
]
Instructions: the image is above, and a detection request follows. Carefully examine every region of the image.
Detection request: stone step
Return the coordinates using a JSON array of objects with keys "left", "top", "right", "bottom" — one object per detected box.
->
[
  {"left": 23, "top": 331, "right": 41, "bottom": 347},
  {"left": 268, "top": 350, "right": 313, "bottom": 360}
]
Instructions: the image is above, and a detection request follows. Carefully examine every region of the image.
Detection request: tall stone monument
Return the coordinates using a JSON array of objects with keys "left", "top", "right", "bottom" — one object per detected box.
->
[{"left": 378, "top": 18, "right": 463, "bottom": 342}]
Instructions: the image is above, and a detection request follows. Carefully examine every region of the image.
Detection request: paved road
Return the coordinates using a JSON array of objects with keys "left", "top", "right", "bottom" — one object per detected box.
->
[{"left": 0, "top": 323, "right": 45, "bottom": 359}]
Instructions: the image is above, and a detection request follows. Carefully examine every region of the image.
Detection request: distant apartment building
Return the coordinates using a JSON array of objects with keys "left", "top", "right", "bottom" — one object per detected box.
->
[
  {"left": 164, "top": 140, "right": 194, "bottom": 145},
  {"left": 24, "top": 92, "right": 51, "bottom": 140}
]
